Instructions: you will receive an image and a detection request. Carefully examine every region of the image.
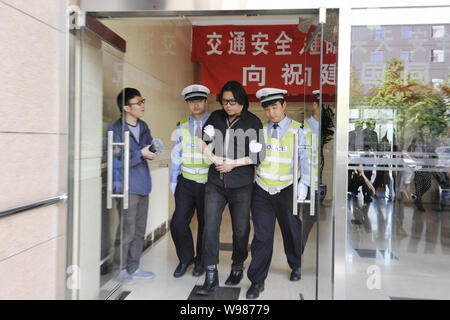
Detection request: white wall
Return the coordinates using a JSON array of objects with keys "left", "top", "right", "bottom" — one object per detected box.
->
[{"left": 0, "top": 0, "right": 69, "bottom": 299}]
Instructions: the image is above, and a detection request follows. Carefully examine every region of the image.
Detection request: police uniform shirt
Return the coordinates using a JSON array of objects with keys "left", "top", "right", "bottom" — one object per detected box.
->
[
  {"left": 306, "top": 115, "right": 319, "bottom": 136},
  {"left": 170, "top": 113, "right": 210, "bottom": 184},
  {"left": 265, "top": 115, "right": 310, "bottom": 187}
]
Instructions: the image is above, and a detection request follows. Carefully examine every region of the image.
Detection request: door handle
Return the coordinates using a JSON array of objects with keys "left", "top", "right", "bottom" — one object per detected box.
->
[
  {"left": 107, "top": 131, "right": 114, "bottom": 209},
  {"left": 293, "top": 132, "right": 316, "bottom": 216},
  {"left": 293, "top": 132, "right": 299, "bottom": 216},
  {"left": 309, "top": 133, "right": 317, "bottom": 217},
  {"left": 106, "top": 130, "right": 129, "bottom": 210},
  {"left": 123, "top": 131, "right": 130, "bottom": 210}
]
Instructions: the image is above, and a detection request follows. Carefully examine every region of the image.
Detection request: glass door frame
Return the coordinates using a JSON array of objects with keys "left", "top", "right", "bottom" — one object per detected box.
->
[
  {"left": 67, "top": 11, "right": 127, "bottom": 300},
  {"left": 70, "top": 3, "right": 332, "bottom": 300},
  {"left": 333, "top": 3, "right": 450, "bottom": 300},
  {"left": 71, "top": 0, "right": 450, "bottom": 300}
]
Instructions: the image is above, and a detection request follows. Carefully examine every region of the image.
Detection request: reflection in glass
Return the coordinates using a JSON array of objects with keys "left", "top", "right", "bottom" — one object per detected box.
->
[{"left": 348, "top": 24, "right": 450, "bottom": 300}]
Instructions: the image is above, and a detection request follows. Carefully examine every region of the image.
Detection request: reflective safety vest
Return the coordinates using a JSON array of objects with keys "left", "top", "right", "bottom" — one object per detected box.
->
[
  {"left": 180, "top": 117, "right": 211, "bottom": 183},
  {"left": 303, "top": 120, "right": 319, "bottom": 189},
  {"left": 256, "top": 120, "right": 301, "bottom": 194}
]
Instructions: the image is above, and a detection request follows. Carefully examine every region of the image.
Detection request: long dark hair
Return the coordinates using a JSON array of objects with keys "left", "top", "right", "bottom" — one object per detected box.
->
[{"left": 219, "top": 80, "right": 249, "bottom": 111}]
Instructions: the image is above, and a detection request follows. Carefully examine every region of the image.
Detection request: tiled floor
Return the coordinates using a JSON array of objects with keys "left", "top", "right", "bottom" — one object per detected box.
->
[
  {"left": 106, "top": 205, "right": 319, "bottom": 300},
  {"left": 345, "top": 189, "right": 450, "bottom": 300},
  {"left": 102, "top": 187, "right": 450, "bottom": 300}
]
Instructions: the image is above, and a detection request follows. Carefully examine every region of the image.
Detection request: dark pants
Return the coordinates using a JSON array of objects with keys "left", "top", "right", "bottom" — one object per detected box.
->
[
  {"left": 364, "top": 170, "right": 374, "bottom": 197},
  {"left": 348, "top": 170, "right": 372, "bottom": 199},
  {"left": 414, "top": 171, "right": 433, "bottom": 199},
  {"left": 247, "top": 184, "right": 302, "bottom": 284},
  {"left": 170, "top": 175, "right": 205, "bottom": 265},
  {"left": 301, "top": 187, "right": 318, "bottom": 254},
  {"left": 202, "top": 182, "right": 253, "bottom": 268},
  {"left": 114, "top": 194, "right": 149, "bottom": 274}
]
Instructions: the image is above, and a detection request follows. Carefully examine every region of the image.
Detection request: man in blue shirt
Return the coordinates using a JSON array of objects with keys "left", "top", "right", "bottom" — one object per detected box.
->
[
  {"left": 109, "top": 87, "right": 157, "bottom": 284},
  {"left": 170, "top": 84, "right": 210, "bottom": 278}
]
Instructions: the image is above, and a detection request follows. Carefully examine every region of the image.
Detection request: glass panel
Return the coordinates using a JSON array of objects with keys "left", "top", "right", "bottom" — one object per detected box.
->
[
  {"left": 76, "top": 11, "right": 337, "bottom": 300},
  {"left": 73, "top": 9, "right": 337, "bottom": 300},
  {"left": 79, "top": 27, "right": 125, "bottom": 299},
  {"left": 298, "top": 16, "right": 320, "bottom": 300},
  {"left": 99, "top": 37, "right": 125, "bottom": 298},
  {"left": 348, "top": 23, "right": 450, "bottom": 300}
]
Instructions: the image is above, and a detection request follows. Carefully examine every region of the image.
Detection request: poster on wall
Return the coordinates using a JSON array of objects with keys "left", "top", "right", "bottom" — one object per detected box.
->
[{"left": 192, "top": 24, "right": 337, "bottom": 97}]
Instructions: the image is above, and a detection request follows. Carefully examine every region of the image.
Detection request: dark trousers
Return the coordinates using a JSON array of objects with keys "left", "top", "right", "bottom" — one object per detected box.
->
[
  {"left": 202, "top": 182, "right": 253, "bottom": 268},
  {"left": 301, "top": 187, "right": 318, "bottom": 254},
  {"left": 348, "top": 170, "right": 372, "bottom": 199},
  {"left": 414, "top": 171, "right": 433, "bottom": 199},
  {"left": 114, "top": 194, "right": 149, "bottom": 274},
  {"left": 247, "top": 184, "right": 302, "bottom": 284},
  {"left": 170, "top": 175, "right": 205, "bottom": 265}
]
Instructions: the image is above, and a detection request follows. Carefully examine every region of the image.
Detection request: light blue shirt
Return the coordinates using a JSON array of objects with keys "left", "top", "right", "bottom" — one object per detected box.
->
[
  {"left": 306, "top": 115, "right": 319, "bottom": 135},
  {"left": 266, "top": 115, "right": 310, "bottom": 186},
  {"left": 170, "top": 113, "right": 210, "bottom": 183},
  {"left": 127, "top": 122, "right": 140, "bottom": 143}
]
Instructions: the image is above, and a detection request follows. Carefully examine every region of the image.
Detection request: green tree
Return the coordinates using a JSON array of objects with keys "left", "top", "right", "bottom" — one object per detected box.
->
[{"left": 363, "top": 57, "right": 449, "bottom": 148}]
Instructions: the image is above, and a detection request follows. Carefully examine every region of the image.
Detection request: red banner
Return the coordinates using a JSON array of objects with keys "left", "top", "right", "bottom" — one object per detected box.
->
[{"left": 192, "top": 24, "right": 337, "bottom": 96}]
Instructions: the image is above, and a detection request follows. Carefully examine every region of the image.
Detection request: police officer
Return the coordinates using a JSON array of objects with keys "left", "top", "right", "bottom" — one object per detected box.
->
[
  {"left": 246, "top": 88, "right": 310, "bottom": 299},
  {"left": 170, "top": 84, "right": 211, "bottom": 278}
]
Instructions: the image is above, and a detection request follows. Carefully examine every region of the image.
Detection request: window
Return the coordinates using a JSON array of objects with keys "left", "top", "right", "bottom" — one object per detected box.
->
[
  {"left": 372, "top": 26, "right": 384, "bottom": 39},
  {"left": 401, "top": 50, "right": 413, "bottom": 63},
  {"left": 351, "top": 28, "right": 365, "bottom": 42},
  {"left": 350, "top": 109, "right": 360, "bottom": 119},
  {"left": 432, "top": 78, "right": 444, "bottom": 90},
  {"left": 401, "top": 26, "right": 412, "bottom": 39},
  {"left": 371, "top": 50, "right": 384, "bottom": 63},
  {"left": 432, "top": 25, "right": 445, "bottom": 38},
  {"left": 431, "top": 49, "right": 445, "bottom": 62}
]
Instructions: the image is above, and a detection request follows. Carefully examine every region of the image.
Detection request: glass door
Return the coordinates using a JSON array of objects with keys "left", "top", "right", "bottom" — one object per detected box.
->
[
  {"left": 71, "top": 5, "right": 337, "bottom": 300},
  {"left": 339, "top": 6, "right": 450, "bottom": 300},
  {"left": 72, "top": 16, "right": 127, "bottom": 299},
  {"left": 295, "top": 9, "right": 337, "bottom": 300}
]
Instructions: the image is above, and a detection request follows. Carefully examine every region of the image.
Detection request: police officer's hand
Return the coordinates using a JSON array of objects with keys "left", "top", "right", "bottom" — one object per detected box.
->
[
  {"left": 211, "top": 155, "right": 224, "bottom": 166},
  {"left": 170, "top": 182, "right": 177, "bottom": 195},
  {"left": 216, "top": 158, "right": 235, "bottom": 173},
  {"left": 141, "top": 146, "right": 157, "bottom": 160},
  {"left": 298, "top": 181, "right": 308, "bottom": 201}
]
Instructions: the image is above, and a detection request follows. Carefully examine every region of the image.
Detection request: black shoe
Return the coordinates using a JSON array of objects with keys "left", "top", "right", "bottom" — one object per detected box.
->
[
  {"left": 196, "top": 267, "right": 219, "bottom": 296},
  {"left": 246, "top": 283, "right": 264, "bottom": 299},
  {"left": 173, "top": 261, "right": 193, "bottom": 278},
  {"left": 414, "top": 198, "right": 425, "bottom": 212},
  {"left": 290, "top": 268, "right": 301, "bottom": 281},
  {"left": 225, "top": 269, "right": 243, "bottom": 286},
  {"left": 192, "top": 264, "right": 205, "bottom": 277}
]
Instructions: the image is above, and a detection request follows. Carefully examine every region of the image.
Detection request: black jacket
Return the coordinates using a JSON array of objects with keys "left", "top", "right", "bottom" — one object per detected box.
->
[{"left": 202, "top": 108, "right": 265, "bottom": 188}]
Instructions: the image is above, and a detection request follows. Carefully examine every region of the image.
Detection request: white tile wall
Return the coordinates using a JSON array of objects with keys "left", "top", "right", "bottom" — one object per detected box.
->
[{"left": 0, "top": 0, "right": 68, "bottom": 300}]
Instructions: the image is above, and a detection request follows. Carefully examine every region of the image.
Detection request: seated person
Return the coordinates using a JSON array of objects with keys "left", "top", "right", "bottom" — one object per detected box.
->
[{"left": 348, "top": 164, "right": 376, "bottom": 202}]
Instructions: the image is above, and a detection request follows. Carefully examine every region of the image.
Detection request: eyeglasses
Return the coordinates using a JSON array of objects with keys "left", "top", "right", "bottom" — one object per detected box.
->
[
  {"left": 221, "top": 99, "right": 237, "bottom": 106},
  {"left": 129, "top": 99, "right": 146, "bottom": 106}
]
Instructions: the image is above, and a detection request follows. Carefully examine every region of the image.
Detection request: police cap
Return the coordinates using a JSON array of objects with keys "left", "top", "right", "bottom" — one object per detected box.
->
[
  {"left": 256, "top": 88, "right": 288, "bottom": 108},
  {"left": 181, "top": 84, "right": 210, "bottom": 101}
]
